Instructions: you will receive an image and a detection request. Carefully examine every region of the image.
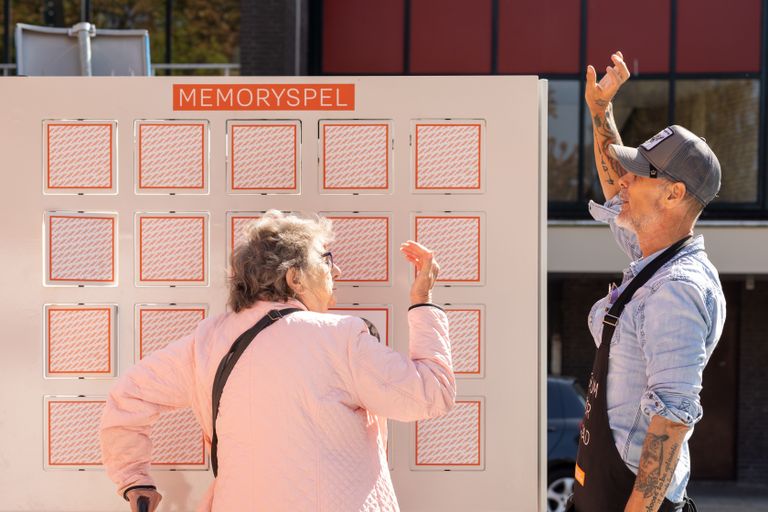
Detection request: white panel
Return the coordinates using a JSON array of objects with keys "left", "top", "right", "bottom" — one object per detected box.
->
[
  {"left": 0, "top": 76, "right": 543, "bottom": 511},
  {"left": 44, "top": 304, "right": 117, "bottom": 379},
  {"left": 135, "top": 304, "right": 208, "bottom": 360},
  {"left": 227, "top": 120, "right": 301, "bottom": 193},
  {"left": 135, "top": 212, "right": 209, "bottom": 287},
  {"left": 319, "top": 120, "right": 393, "bottom": 193},
  {"left": 44, "top": 211, "right": 117, "bottom": 286},
  {"left": 43, "top": 120, "right": 117, "bottom": 195},
  {"left": 412, "top": 119, "right": 485, "bottom": 193},
  {"left": 44, "top": 396, "right": 106, "bottom": 470},
  {"left": 411, "top": 397, "right": 484, "bottom": 470},
  {"left": 413, "top": 212, "right": 485, "bottom": 285},
  {"left": 323, "top": 212, "right": 391, "bottom": 285},
  {"left": 443, "top": 305, "right": 484, "bottom": 377},
  {"left": 134, "top": 120, "right": 209, "bottom": 194}
]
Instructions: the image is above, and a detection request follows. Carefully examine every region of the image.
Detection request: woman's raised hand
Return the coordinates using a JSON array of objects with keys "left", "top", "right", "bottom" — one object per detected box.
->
[{"left": 400, "top": 241, "right": 440, "bottom": 304}]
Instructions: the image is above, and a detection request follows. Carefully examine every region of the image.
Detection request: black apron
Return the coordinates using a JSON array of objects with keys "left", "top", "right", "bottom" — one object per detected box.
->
[{"left": 570, "top": 237, "right": 695, "bottom": 512}]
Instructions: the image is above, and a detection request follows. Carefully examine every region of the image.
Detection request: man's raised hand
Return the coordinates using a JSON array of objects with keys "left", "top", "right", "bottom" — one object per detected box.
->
[{"left": 585, "top": 51, "right": 630, "bottom": 113}]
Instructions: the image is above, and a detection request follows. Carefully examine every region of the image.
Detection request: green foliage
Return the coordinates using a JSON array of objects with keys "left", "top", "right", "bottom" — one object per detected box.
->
[{"left": 3, "top": 0, "right": 239, "bottom": 71}]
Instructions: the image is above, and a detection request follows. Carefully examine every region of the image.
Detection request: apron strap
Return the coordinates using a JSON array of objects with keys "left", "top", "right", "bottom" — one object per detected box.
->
[{"left": 603, "top": 235, "right": 694, "bottom": 329}]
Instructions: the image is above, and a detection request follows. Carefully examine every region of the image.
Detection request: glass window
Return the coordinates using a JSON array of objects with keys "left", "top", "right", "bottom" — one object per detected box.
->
[
  {"left": 583, "top": 80, "right": 670, "bottom": 204},
  {"left": 675, "top": 80, "right": 759, "bottom": 204},
  {"left": 548, "top": 80, "right": 580, "bottom": 202}
]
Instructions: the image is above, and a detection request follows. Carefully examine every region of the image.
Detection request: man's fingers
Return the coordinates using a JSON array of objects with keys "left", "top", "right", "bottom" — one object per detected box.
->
[
  {"left": 605, "top": 66, "right": 622, "bottom": 88},
  {"left": 610, "top": 54, "right": 630, "bottom": 82},
  {"left": 586, "top": 64, "right": 597, "bottom": 87}
]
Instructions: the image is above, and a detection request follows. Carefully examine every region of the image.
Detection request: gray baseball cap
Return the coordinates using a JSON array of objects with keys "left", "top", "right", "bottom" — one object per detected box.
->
[{"left": 608, "top": 125, "right": 721, "bottom": 205}]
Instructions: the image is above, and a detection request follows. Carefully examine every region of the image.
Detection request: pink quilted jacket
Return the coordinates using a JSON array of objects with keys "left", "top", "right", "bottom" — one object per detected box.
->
[{"left": 100, "top": 299, "right": 455, "bottom": 511}]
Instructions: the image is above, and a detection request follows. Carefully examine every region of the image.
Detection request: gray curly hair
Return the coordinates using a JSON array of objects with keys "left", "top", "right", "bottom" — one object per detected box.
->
[{"left": 228, "top": 210, "right": 334, "bottom": 312}]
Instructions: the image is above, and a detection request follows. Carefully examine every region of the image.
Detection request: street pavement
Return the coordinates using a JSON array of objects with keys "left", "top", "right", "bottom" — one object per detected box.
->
[{"left": 688, "top": 481, "right": 768, "bottom": 511}]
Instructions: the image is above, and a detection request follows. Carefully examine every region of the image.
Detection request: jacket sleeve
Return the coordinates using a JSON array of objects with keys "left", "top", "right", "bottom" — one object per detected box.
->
[
  {"left": 345, "top": 305, "right": 456, "bottom": 421},
  {"left": 99, "top": 333, "right": 198, "bottom": 497}
]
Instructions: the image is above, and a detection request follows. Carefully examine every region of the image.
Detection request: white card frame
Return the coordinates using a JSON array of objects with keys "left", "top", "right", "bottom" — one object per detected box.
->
[
  {"left": 134, "top": 119, "right": 209, "bottom": 195},
  {"left": 226, "top": 119, "right": 302, "bottom": 194},
  {"left": 43, "top": 304, "right": 118, "bottom": 379},
  {"left": 42, "top": 119, "right": 118, "bottom": 195}
]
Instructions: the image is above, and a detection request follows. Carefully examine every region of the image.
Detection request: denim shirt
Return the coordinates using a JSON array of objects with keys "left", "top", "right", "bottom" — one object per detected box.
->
[{"left": 587, "top": 196, "right": 726, "bottom": 503}]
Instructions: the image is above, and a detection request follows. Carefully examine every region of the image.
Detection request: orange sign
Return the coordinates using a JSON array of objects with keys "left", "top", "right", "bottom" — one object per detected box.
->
[
  {"left": 575, "top": 463, "right": 585, "bottom": 486},
  {"left": 173, "top": 84, "right": 355, "bottom": 111}
]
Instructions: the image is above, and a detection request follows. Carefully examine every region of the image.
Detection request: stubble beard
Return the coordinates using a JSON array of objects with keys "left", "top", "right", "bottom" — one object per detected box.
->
[{"left": 616, "top": 202, "right": 662, "bottom": 235}]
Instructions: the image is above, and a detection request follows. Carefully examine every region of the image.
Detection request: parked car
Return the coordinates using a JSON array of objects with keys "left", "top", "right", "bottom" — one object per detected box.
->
[{"left": 547, "top": 376, "right": 586, "bottom": 512}]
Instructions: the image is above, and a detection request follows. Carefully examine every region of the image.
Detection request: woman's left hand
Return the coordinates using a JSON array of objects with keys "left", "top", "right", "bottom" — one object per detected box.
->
[{"left": 400, "top": 241, "right": 440, "bottom": 304}]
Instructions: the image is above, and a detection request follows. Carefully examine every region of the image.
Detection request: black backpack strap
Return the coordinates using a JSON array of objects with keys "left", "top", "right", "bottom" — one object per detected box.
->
[
  {"left": 210, "top": 307, "right": 301, "bottom": 477},
  {"left": 603, "top": 235, "right": 694, "bottom": 328}
]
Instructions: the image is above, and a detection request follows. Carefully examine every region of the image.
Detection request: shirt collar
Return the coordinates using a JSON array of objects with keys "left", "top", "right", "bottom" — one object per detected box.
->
[{"left": 627, "top": 234, "right": 705, "bottom": 277}]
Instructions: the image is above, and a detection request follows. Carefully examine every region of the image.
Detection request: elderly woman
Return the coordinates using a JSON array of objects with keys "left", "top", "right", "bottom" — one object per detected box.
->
[{"left": 100, "top": 210, "right": 455, "bottom": 512}]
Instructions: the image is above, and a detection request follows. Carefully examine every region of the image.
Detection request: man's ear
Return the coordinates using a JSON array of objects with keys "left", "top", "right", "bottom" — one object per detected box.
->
[
  {"left": 666, "top": 181, "right": 687, "bottom": 205},
  {"left": 286, "top": 267, "right": 303, "bottom": 294}
]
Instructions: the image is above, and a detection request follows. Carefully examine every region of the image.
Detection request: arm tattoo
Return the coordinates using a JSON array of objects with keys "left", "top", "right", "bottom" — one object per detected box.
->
[
  {"left": 592, "top": 104, "right": 626, "bottom": 187},
  {"left": 634, "top": 432, "right": 681, "bottom": 511},
  {"left": 593, "top": 114, "right": 614, "bottom": 185}
]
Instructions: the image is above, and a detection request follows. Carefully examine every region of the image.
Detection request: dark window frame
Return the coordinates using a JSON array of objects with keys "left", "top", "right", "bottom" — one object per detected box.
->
[{"left": 309, "top": 0, "right": 768, "bottom": 220}]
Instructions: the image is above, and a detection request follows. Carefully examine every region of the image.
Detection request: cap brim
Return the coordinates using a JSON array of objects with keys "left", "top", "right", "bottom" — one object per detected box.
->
[{"left": 608, "top": 144, "right": 653, "bottom": 177}]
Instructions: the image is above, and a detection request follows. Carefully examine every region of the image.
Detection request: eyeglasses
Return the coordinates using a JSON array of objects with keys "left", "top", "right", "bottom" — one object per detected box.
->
[{"left": 321, "top": 251, "right": 333, "bottom": 269}]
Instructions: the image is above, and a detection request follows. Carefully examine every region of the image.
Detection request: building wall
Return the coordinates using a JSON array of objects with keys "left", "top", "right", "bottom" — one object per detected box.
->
[
  {"left": 240, "top": 0, "right": 307, "bottom": 75},
  {"left": 737, "top": 279, "right": 768, "bottom": 482}
]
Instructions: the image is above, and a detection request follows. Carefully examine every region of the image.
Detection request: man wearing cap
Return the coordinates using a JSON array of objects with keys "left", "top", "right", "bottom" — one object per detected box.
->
[{"left": 567, "top": 51, "right": 726, "bottom": 512}]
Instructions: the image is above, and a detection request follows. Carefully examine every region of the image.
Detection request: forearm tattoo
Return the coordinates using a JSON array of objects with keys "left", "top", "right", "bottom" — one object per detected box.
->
[
  {"left": 592, "top": 104, "right": 626, "bottom": 186},
  {"left": 634, "top": 432, "right": 681, "bottom": 512}
]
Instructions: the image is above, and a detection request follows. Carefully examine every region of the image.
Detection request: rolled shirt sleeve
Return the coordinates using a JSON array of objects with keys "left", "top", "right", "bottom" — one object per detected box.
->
[
  {"left": 637, "top": 280, "right": 712, "bottom": 426},
  {"left": 588, "top": 196, "right": 642, "bottom": 261}
]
